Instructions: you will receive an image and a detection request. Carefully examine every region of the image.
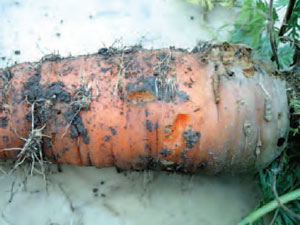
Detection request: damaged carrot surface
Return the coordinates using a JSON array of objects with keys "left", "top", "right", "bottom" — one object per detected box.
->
[{"left": 0, "top": 43, "right": 290, "bottom": 174}]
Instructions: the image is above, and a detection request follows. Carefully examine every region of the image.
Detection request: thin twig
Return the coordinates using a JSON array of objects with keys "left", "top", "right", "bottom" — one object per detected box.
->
[
  {"left": 114, "top": 51, "right": 125, "bottom": 95},
  {"left": 8, "top": 176, "right": 17, "bottom": 203},
  {"left": 278, "top": 0, "right": 296, "bottom": 37},
  {"left": 268, "top": 0, "right": 280, "bottom": 69},
  {"left": 154, "top": 48, "right": 177, "bottom": 99},
  {"left": 114, "top": 50, "right": 132, "bottom": 96},
  {"left": 0, "top": 148, "right": 23, "bottom": 152}
]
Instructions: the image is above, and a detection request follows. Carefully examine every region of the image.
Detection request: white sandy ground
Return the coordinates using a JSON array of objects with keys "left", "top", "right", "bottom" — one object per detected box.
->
[{"left": 0, "top": 0, "right": 261, "bottom": 224}]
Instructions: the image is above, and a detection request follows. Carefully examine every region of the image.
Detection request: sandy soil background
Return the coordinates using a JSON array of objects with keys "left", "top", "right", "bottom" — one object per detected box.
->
[{"left": 0, "top": 1, "right": 260, "bottom": 225}]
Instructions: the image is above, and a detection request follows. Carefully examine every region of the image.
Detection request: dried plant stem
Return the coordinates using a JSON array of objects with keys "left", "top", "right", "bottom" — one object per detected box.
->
[
  {"left": 278, "top": 0, "right": 296, "bottom": 37},
  {"left": 268, "top": 0, "right": 280, "bottom": 69}
]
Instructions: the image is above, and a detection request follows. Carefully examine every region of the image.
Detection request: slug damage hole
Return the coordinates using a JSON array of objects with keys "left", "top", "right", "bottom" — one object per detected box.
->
[{"left": 277, "top": 137, "right": 285, "bottom": 147}]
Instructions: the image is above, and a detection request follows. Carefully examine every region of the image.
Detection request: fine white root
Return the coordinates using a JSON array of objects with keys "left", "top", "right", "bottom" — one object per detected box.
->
[{"left": 0, "top": 103, "right": 50, "bottom": 178}]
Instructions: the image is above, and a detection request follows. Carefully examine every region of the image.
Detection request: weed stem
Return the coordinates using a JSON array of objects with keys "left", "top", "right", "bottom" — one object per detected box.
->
[{"left": 238, "top": 188, "right": 300, "bottom": 225}]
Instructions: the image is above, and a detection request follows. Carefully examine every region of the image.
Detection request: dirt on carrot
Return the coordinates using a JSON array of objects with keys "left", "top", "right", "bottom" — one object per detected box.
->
[{"left": 0, "top": 43, "right": 290, "bottom": 174}]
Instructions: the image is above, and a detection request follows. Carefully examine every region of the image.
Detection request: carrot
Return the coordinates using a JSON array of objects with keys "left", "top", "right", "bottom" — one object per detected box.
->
[{"left": 0, "top": 43, "right": 290, "bottom": 174}]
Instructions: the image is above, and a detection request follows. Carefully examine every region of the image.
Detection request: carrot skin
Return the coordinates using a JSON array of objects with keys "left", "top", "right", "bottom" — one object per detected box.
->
[{"left": 0, "top": 44, "right": 290, "bottom": 174}]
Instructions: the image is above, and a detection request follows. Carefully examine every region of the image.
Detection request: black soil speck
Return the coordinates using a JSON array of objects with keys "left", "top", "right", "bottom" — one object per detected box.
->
[
  {"left": 146, "top": 120, "right": 153, "bottom": 132},
  {"left": 14, "top": 50, "right": 21, "bottom": 55},
  {"left": 145, "top": 109, "right": 149, "bottom": 117},
  {"left": 160, "top": 148, "right": 171, "bottom": 157},
  {"left": 2, "top": 136, "right": 9, "bottom": 142},
  {"left": 104, "top": 135, "right": 111, "bottom": 142},
  {"left": 180, "top": 149, "right": 191, "bottom": 159},
  {"left": 197, "top": 161, "right": 207, "bottom": 170},
  {"left": 70, "top": 125, "right": 79, "bottom": 138},
  {"left": 92, "top": 188, "right": 98, "bottom": 197},
  {"left": 101, "top": 67, "right": 110, "bottom": 73},
  {"left": 64, "top": 109, "right": 90, "bottom": 144},
  {"left": 109, "top": 126, "right": 117, "bottom": 135},
  {"left": 157, "top": 52, "right": 167, "bottom": 61},
  {"left": 115, "top": 167, "right": 123, "bottom": 173},
  {"left": 0, "top": 116, "right": 8, "bottom": 128},
  {"left": 183, "top": 129, "right": 201, "bottom": 148},
  {"left": 62, "top": 147, "right": 69, "bottom": 154},
  {"left": 98, "top": 47, "right": 119, "bottom": 59}
]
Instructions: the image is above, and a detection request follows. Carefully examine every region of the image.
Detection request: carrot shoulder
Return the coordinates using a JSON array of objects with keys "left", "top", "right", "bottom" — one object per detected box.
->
[{"left": 0, "top": 44, "right": 289, "bottom": 174}]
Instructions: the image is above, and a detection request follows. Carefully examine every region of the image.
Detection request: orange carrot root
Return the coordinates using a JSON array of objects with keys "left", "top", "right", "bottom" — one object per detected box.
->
[{"left": 0, "top": 43, "right": 289, "bottom": 174}]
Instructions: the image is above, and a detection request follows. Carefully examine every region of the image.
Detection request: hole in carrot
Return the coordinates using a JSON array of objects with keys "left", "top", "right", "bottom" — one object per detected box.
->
[
  {"left": 277, "top": 137, "right": 285, "bottom": 147},
  {"left": 127, "top": 90, "right": 156, "bottom": 104},
  {"left": 278, "top": 112, "right": 282, "bottom": 120},
  {"left": 165, "top": 114, "right": 191, "bottom": 146}
]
